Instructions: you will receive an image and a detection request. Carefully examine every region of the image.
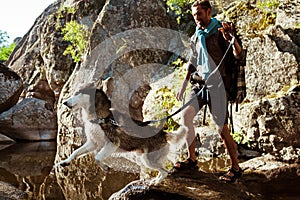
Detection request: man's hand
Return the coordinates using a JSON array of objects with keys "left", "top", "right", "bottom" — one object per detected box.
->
[
  {"left": 218, "top": 21, "right": 242, "bottom": 56},
  {"left": 176, "top": 91, "right": 184, "bottom": 101},
  {"left": 218, "top": 22, "right": 234, "bottom": 41}
]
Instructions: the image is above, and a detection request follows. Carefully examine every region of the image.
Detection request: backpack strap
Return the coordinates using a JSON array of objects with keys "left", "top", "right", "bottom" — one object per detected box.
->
[
  {"left": 229, "top": 103, "right": 235, "bottom": 134},
  {"left": 203, "top": 104, "right": 207, "bottom": 125},
  {"left": 202, "top": 84, "right": 209, "bottom": 125}
]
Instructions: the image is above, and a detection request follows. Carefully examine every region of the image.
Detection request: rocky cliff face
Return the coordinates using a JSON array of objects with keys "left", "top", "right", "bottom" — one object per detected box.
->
[
  {"left": 222, "top": 0, "right": 300, "bottom": 161},
  {"left": 1, "top": 0, "right": 299, "bottom": 199}
]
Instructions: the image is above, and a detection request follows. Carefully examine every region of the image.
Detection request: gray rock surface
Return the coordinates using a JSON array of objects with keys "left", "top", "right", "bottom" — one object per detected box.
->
[
  {"left": 0, "top": 63, "right": 23, "bottom": 113},
  {"left": 0, "top": 98, "right": 57, "bottom": 141}
]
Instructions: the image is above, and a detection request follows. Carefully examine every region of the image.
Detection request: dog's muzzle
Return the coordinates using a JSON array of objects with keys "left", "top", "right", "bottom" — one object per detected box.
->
[{"left": 63, "top": 100, "right": 73, "bottom": 108}]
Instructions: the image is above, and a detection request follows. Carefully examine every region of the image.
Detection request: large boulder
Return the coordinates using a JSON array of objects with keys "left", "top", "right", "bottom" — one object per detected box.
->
[
  {"left": 54, "top": 0, "right": 177, "bottom": 198},
  {"left": 109, "top": 155, "right": 300, "bottom": 200},
  {"left": 0, "top": 63, "right": 23, "bottom": 113},
  {"left": 212, "top": 0, "right": 300, "bottom": 162},
  {"left": 0, "top": 98, "right": 57, "bottom": 141},
  {"left": 3, "top": 0, "right": 104, "bottom": 141},
  {"left": 244, "top": 25, "right": 299, "bottom": 101},
  {"left": 222, "top": 0, "right": 300, "bottom": 162},
  {"left": 0, "top": 134, "right": 15, "bottom": 145},
  {"left": 56, "top": 0, "right": 174, "bottom": 164},
  {"left": 276, "top": 0, "right": 300, "bottom": 30},
  {"left": 234, "top": 85, "right": 300, "bottom": 162},
  {"left": 5, "top": 0, "right": 104, "bottom": 105},
  {"left": 5, "top": 1, "right": 60, "bottom": 102}
]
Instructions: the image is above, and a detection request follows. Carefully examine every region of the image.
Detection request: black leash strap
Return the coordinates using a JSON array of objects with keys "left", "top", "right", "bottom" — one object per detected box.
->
[{"left": 139, "top": 36, "right": 235, "bottom": 127}]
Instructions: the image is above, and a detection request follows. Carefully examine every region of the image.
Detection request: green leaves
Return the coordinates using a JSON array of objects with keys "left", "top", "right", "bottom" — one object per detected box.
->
[
  {"left": 154, "top": 86, "right": 181, "bottom": 131},
  {"left": 166, "top": 0, "right": 193, "bottom": 24},
  {"left": 0, "top": 30, "right": 15, "bottom": 62},
  {"left": 0, "top": 43, "right": 16, "bottom": 62},
  {"left": 231, "top": 131, "right": 250, "bottom": 146},
  {"left": 61, "top": 21, "right": 89, "bottom": 63},
  {"left": 257, "top": 0, "right": 280, "bottom": 13},
  {"left": 256, "top": 0, "right": 279, "bottom": 30}
]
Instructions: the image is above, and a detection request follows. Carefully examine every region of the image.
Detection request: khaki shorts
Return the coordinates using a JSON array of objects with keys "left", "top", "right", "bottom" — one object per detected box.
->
[{"left": 187, "top": 84, "right": 229, "bottom": 126}]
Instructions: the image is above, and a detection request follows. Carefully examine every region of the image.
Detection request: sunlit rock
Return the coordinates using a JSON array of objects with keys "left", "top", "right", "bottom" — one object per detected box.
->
[
  {"left": 0, "top": 98, "right": 57, "bottom": 141},
  {"left": 0, "top": 63, "right": 23, "bottom": 113}
]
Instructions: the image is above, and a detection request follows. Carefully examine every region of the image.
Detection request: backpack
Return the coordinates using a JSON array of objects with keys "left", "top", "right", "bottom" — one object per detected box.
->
[
  {"left": 228, "top": 49, "right": 247, "bottom": 109},
  {"left": 227, "top": 48, "right": 247, "bottom": 134}
]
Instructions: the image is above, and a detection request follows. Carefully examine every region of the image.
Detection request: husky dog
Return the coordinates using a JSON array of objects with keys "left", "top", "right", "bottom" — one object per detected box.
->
[{"left": 56, "top": 83, "right": 187, "bottom": 185}]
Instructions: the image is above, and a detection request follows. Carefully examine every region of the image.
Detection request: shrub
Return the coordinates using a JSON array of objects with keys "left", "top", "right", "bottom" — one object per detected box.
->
[
  {"left": 61, "top": 21, "right": 89, "bottom": 63},
  {"left": 256, "top": 0, "right": 280, "bottom": 30},
  {"left": 166, "top": 0, "right": 193, "bottom": 24},
  {"left": 0, "top": 43, "right": 16, "bottom": 62}
]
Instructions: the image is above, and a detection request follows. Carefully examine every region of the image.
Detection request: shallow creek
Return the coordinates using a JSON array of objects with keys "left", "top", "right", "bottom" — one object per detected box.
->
[
  {"left": 0, "top": 141, "right": 231, "bottom": 199},
  {"left": 0, "top": 142, "right": 298, "bottom": 199}
]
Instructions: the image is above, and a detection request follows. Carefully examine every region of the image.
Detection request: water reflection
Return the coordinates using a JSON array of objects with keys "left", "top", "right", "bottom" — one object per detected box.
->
[
  {"left": 0, "top": 141, "right": 59, "bottom": 199},
  {"left": 0, "top": 142, "right": 234, "bottom": 200},
  {"left": 0, "top": 142, "right": 140, "bottom": 200},
  {"left": 197, "top": 156, "right": 231, "bottom": 173}
]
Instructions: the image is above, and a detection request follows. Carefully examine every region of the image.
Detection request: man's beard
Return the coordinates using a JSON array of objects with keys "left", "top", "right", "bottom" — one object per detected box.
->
[{"left": 197, "top": 19, "right": 210, "bottom": 28}]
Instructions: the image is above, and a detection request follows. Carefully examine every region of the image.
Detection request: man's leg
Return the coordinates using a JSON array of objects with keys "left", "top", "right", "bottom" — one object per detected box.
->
[
  {"left": 174, "top": 105, "right": 198, "bottom": 170},
  {"left": 174, "top": 86, "right": 206, "bottom": 170},
  {"left": 218, "top": 124, "right": 239, "bottom": 170},
  {"left": 218, "top": 124, "right": 242, "bottom": 182},
  {"left": 182, "top": 106, "right": 197, "bottom": 161}
]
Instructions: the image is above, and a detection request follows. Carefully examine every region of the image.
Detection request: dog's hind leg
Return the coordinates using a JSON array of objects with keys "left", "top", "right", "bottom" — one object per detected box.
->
[
  {"left": 143, "top": 158, "right": 169, "bottom": 185},
  {"left": 55, "top": 140, "right": 96, "bottom": 168},
  {"left": 140, "top": 147, "right": 170, "bottom": 185},
  {"left": 94, "top": 141, "right": 118, "bottom": 171},
  {"left": 150, "top": 168, "right": 169, "bottom": 185}
]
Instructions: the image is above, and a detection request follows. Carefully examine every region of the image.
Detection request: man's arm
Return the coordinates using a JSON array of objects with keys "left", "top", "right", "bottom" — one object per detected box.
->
[
  {"left": 177, "top": 70, "right": 192, "bottom": 101},
  {"left": 232, "top": 38, "right": 242, "bottom": 57},
  {"left": 218, "top": 22, "right": 243, "bottom": 57}
]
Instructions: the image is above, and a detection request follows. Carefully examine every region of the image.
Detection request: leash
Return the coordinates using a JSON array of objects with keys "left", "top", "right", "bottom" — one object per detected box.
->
[{"left": 139, "top": 35, "right": 235, "bottom": 127}]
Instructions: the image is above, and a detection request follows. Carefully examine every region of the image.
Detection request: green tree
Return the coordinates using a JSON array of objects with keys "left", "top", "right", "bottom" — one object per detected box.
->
[
  {"left": 0, "top": 30, "right": 15, "bottom": 62},
  {"left": 0, "top": 44, "right": 16, "bottom": 62},
  {"left": 0, "top": 30, "right": 9, "bottom": 47}
]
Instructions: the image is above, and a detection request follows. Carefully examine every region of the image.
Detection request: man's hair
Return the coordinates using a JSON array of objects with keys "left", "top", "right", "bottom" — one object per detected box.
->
[{"left": 191, "top": 0, "right": 212, "bottom": 10}]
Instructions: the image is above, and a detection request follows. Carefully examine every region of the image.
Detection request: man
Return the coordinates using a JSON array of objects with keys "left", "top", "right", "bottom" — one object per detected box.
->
[{"left": 174, "top": 0, "right": 244, "bottom": 183}]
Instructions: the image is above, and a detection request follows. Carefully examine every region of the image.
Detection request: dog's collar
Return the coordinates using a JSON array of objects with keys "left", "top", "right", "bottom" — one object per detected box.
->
[
  {"left": 89, "top": 117, "right": 119, "bottom": 126},
  {"left": 89, "top": 118, "right": 105, "bottom": 124}
]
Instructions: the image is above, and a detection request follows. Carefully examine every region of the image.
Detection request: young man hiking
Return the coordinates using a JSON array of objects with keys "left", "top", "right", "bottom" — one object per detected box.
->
[{"left": 174, "top": 0, "right": 244, "bottom": 182}]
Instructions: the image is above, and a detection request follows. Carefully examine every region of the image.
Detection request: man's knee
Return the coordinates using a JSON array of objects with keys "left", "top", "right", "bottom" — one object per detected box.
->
[
  {"left": 217, "top": 124, "right": 230, "bottom": 139},
  {"left": 181, "top": 106, "right": 196, "bottom": 123}
]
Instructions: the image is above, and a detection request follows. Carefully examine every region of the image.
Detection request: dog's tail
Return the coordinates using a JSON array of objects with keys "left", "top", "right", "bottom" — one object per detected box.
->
[{"left": 166, "top": 125, "right": 187, "bottom": 145}]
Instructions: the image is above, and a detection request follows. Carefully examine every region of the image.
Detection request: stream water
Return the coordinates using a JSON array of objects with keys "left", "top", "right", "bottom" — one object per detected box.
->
[
  {"left": 0, "top": 142, "right": 298, "bottom": 200},
  {"left": 0, "top": 141, "right": 230, "bottom": 199},
  {"left": 0, "top": 141, "right": 142, "bottom": 199},
  {"left": 0, "top": 141, "right": 58, "bottom": 199}
]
